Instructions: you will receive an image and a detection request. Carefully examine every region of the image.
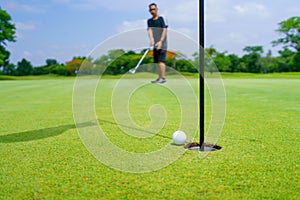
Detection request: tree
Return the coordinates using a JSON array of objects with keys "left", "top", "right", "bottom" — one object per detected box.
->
[
  {"left": 0, "top": 45, "right": 10, "bottom": 68},
  {"left": 172, "top": 59, "right": 195, "bottom": 73},
  {"left": 236, "top": 62, "right": 248, "bottom": 72},
  {"left": 273, "top": 16, "right": 300, "bottom": 71},
  {"left": 108, "top": 49, "right": 125, "bottom": 59},
  {"left": 204, "top": 47, "right": 232, "bottom": 72},
  {"left": 0, "top": 7, "right": 16, "bottom": 68},
  {"left": 204, "top": 47, "right": 217, "bottom": 73},
  {"left": 32, "top": 65, "right": 51, "bottom": 75},
  {"left": 242, "top": 46, "right": 264, "bottom": 73},
  {"left": 273, "top": 17, "right": 300, "bottom": 53},
  {"left": 54, "top": 65, "right": 69, "bottom": 76},
  {"left": 66, "top": 58, "right": 93, "bottom": 75},
  {"left": 260, "top": 50, "right": 278, "bottom": 73},
  {"left": 94, "top": 55, "right": 109, "bottom": 66},
  {"left": 46, "top": 58, "right": 58, "bottom": 66},
  {"left": 66, "top": 58, "right": 83, "bottom": 75},
  {"left": 2, "top": 63, "right": 15, "bottom": 75},
  {"left": 276, "top": 48, "right": 295, "bottom": 72},
  {"left": 289, "top": 53, "right": 300, "bottom": 71},
  {"left": 16, "top": 59, "right": 33, "bottom": 76},
  {"left": 228, "top": 54, "right": 240, "bottom": 72}
]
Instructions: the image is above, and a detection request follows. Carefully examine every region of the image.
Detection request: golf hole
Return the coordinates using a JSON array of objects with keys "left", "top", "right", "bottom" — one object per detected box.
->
[{"left": 184, "top": 142, "right": 222, "bottom": 152}]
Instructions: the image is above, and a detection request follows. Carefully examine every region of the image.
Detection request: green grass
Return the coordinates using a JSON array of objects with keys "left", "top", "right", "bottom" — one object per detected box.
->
[
  {"left": 0, "top": 74, "right": 74, "bottom": 80},
  {"left": 0, "top": 74, "right": 299, "bottom": 199},
  {"left": 1, "top": 72, "right": 300, "bottom": 81}
]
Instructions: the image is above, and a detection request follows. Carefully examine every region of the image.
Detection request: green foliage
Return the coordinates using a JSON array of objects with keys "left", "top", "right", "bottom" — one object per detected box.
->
[
  {"left": 236, "top": 62, "right": 248, "bottom": 72},
  {"left": 106, "top": 51, "right": 131, "bottom": 75},
  {"left": 94, "top": 54, "right": 109, "bottom": 66},
  {"left": 276, "top": 48, "right": 294, "bottom": 72},
  {"left": 32, "top": 64, "right": 69, "bottom": 76},
  {"left": 46, "top": 58, "right": 58, "bottom": 66},
  {"left": 1, "top": 63, "right": 15, "bottom": 75},
  {"left": 227, "top": 54, "right": 240, "bottom": 72},
  {"left": 272, "top": 16, "right": 300, "bottom": 72},
  {"left": 273, "top": 16, "right": 300, "bottom": 52},
  {"left": 0, "top": 45, "right": 10, "bottom": 67},
  {"left": 91, "top": 64, "right": 105, "bottom": 75},
  {"left": 0, "top": 7, "right": 16, "bottom": 67},
  {"left": 108, "top": 49, "right": 125, "bottom": 60},
  {"left": 241, "top": 46, "right": 264, "bottom": 73},
  {"left": 32, "top": 58, "right": 68, "bottom": 75},
  {"left": 289, "top": 53, "right": 300, "bottom": 72},
  {"left": 260, "top": 50, "right": 278, "bottom": 73},
  {"left": 172, "top": 59, "right": 195, "bottom": 72},
  {"left": 16, "top": 58, "right": 33, "bottom": 76},
  {"left": 0, "top": 8, "right": 15, "bottom": 45},
  {"left": 79, "top": 60, "right": 93, "bottom": 75},
  {"left": 54, "top": 65, "right": 69, "bottom": 75},
  {"left": 206, "top": 47, "right": 232, "bottom": 72}
]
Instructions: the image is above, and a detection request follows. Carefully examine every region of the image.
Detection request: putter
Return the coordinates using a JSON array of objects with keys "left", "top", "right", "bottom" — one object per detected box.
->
[{"left": 129, "top": 47, "right": 151, "bottom": 74}]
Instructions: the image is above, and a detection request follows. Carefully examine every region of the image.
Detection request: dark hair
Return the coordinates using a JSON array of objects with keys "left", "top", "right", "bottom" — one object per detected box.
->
[{"left": 149, "top": 3, "right": 157, "bottom": 8}]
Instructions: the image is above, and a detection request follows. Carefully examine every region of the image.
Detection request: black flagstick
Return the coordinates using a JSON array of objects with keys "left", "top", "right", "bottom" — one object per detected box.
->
[{"left": 199, "top": 0, "right": 205, "bottom": 151}]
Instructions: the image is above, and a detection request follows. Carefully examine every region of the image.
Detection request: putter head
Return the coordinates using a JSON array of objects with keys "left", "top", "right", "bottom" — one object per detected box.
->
[{"left": 129, "top": 68, "right": 136, "bottom": 74}]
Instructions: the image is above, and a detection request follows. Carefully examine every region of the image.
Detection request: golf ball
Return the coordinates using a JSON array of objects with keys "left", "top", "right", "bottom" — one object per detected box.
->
[{"left": 172, "top": 130, "right": 186, "bottom": 145}]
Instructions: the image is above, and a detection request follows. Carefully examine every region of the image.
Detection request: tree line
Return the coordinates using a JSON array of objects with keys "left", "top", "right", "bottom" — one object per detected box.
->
[
  {"left": 0, "top": 7, "right": 299, "bottom": 76},
  {"left": 2, "top": 44, "right": 299, "bottom": 76}
]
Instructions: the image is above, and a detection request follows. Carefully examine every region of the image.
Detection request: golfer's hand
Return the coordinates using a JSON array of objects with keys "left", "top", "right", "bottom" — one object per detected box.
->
[
  {"left": 150, "top": 38, "right": 155, "bottom": 47},
  {"left": 156, "top": 41, "right": 162, "bottom": 50}
]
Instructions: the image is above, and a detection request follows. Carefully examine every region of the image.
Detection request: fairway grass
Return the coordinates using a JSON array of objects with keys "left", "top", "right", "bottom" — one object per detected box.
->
[{"left": 0, "top": 74, "right": 299, "bottom": 199}]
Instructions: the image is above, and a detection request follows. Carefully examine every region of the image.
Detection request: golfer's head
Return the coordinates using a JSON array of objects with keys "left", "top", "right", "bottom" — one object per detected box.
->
[{"left": 149, "top": 3, "right": 158, "bottom": 16}]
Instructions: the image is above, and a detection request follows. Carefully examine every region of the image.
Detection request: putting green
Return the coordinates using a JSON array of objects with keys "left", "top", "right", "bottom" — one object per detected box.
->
[{"left": 0, "top": 75, "right": 299, "bottom": 199}]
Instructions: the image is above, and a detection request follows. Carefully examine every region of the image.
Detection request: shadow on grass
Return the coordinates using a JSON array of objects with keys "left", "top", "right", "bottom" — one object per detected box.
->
[
  {"left": 0, "top": 120, "right": 171, "bottom": 143},
  {"left": 98, "top": 119, "right": 171, "bottom": 140},
  {"left": 0, "top": 121, "right": 95, "bottom": 143}
]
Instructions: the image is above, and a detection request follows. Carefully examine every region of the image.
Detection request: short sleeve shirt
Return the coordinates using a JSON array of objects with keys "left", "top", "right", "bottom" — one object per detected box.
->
[{"left": 147, "top": 16, "right": 168, "bottom": 49}]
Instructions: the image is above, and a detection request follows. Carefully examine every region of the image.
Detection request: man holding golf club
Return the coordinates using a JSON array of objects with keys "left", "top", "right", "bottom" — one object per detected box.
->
[{"left": 147, "top": 3, "right": 168, "bottom": 84}]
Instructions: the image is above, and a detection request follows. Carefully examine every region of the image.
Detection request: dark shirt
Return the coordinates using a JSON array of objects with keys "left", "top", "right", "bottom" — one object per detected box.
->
[{"left": 147, "top": 16, "right": 168, "bottom": 49}]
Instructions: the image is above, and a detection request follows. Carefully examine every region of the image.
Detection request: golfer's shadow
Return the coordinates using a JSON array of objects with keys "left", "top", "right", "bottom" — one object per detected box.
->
[
  {"left": 0, "top": 120, "right": 170, "bottom": 143},
  {"left": 0, "top": 121, "right": 95, "bottom": 143},
  {"left": 99, "top": 119, "right": 171, "bottom": 140}
]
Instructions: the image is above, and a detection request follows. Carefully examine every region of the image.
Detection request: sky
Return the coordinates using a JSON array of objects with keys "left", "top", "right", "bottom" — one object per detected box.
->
[{"left": 1, "top": 0, "right": 300, "bottom": 66}]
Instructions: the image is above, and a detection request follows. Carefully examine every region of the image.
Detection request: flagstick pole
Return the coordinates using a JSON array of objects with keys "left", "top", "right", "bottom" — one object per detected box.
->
[{"left": 199, "top": 0, "right": 205, "bottom": 151}]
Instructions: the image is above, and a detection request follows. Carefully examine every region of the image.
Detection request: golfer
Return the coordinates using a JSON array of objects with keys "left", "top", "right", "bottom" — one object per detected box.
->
[{"left": 147, "top": 3, "right": 168, "bottom": 84}]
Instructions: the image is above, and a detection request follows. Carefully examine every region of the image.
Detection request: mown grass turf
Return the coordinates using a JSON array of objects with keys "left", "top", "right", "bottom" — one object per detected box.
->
[
  {"left": 1, "top": 71, "right": 300, "bottom": 80},
  {"left": 0, "top": 74, "right": 299, "bottom": 199}
]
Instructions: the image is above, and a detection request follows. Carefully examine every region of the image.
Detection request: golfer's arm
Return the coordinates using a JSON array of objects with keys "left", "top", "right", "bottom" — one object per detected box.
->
[
  {"left": 148, "top": 28, "right": 154, "bottom": 42},
  {"left": 160, "top": 28, "right": 167, "bottom": 42}
]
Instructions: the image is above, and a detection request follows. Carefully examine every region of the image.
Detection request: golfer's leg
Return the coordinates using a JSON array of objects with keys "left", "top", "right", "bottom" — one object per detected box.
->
[
  {"left": 158, "top": 62, "right": 166, "bottom": 79},
  {"left": 156, "top": 64, "right": 160, "bottom": 78}
]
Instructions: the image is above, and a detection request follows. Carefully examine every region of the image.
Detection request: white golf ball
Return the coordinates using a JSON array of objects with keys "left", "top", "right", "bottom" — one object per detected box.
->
[{"left": 172, "top": 130, "right": 186, "bottom": 145}]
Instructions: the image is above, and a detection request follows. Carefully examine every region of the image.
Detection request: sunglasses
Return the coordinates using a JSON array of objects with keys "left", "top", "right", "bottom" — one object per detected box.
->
[{"left": 149, "top": 8, "right": 156, "bottom": 11}]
